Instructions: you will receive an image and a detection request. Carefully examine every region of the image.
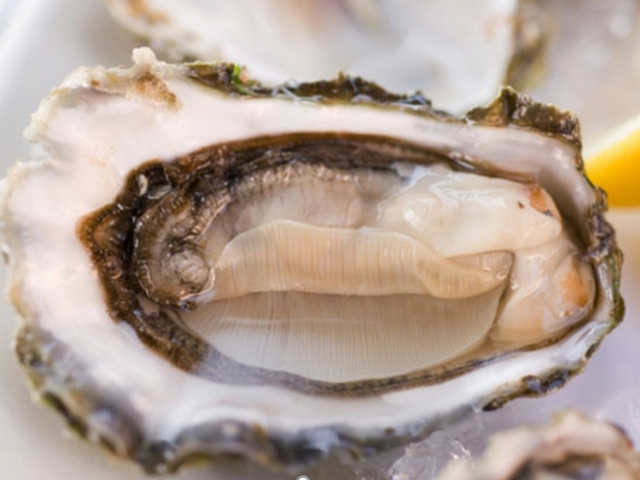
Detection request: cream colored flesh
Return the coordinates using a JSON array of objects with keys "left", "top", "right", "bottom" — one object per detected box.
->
[
  {"left": 212, "top": 221, "right": 511, "bottom": 300},
  {"left": 184, "top": 289, "right": 506, "bottom": 382},
  {"left": 494, "top": 231, "right": 596, "bottom": 343},
  {"left": 168, "top": 163, "right": 595, "bottom": 381}
]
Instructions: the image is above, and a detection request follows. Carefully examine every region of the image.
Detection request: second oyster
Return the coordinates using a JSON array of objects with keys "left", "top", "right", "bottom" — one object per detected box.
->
[
  {"left": 102, "top": 0, "right": 540, "bottom": 112},
  {"left": 436, "top": 412, "right": 640, "bottom": 480}
]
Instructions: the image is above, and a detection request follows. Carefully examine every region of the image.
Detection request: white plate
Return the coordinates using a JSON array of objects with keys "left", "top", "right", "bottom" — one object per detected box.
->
[{"left": 1, "top": 1, "right": 639, "bottom": 479}]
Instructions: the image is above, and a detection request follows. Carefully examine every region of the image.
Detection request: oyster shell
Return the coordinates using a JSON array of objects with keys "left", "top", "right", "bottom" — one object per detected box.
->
[
  {"left": 102, "top": 0, "right": 541, "bottom": 112},
  {"left": 0, "top": 49, "right": 621, "bottom": 473},
  {"left": 436, "top": 412, "right": 640, "bottom": 480}
]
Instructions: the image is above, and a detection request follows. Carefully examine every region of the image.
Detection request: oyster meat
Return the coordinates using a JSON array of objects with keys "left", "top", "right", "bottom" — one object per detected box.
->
[
  {"left": 436, "top": 412, "right": 640, "bottom": 480},
  {"left": 0, "top": 50, "right": 621, "bottom": 472},
  {"left": 102, "top": 0, "right": 540, "bottom": 112}
]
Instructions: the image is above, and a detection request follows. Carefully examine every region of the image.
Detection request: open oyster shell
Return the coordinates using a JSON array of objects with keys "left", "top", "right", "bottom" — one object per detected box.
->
[
  {"left": 436, "top": 412, "right": 640, "bottom": 480},
  {"left": 0, "top": 49, "right": 622, "bottom": 473},
  {"left": 102, "top": 0, "right": 541, "bottom": 112}
]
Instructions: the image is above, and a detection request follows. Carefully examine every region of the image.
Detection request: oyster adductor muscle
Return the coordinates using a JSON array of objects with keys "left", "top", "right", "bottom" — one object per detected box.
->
[{"left": 0, "top": 49, "right": 622, "bottom": 472}]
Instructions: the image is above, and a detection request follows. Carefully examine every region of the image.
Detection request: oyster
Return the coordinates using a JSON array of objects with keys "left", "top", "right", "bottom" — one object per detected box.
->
[
  {"left": 436, "top": 412, "right": 640, "bottom": 480},
  {"left": 102, "top": 0, "right": 541, "bottom": 112},
  {"left": 0, "top": 49, "right": 621, "bottom": 473}
]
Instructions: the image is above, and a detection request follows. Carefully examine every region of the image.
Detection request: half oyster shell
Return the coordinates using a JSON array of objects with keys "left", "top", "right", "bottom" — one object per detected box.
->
[
  {"left": 436, "top": 412, "right": 640, "bottom": 480},
  {"left": 0, "top": 49, "right": 622, "bottom": 472}
]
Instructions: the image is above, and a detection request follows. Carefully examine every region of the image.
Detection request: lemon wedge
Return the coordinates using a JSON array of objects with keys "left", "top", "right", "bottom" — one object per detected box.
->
[{"left": 586, "top": 115, "right": 640, "bottom": 207}]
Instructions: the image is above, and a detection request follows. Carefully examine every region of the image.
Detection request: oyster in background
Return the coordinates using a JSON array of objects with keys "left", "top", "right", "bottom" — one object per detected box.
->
[
  {"left": 0, "top": 50, "right": 621, "bottom": 473},
  {"left": 436, "top": 412, "right": 640, "bottom": 480},
  {"left": 521, "top": 0, "right": 640, "bottom": 145},
  {"left": 101, "top": 0, "right": 540, "bottom": 112}
]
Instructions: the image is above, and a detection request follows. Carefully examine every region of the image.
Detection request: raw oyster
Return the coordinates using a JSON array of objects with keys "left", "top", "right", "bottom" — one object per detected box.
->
[
  {"left": 0, "top": 49, "right": 621, "bottom": 473},
  {"left": 436, "top": 412, "right": 640, "bottom": 480},
  {"left": 102, "top": 0, "right": 541, "bottom": 112}
]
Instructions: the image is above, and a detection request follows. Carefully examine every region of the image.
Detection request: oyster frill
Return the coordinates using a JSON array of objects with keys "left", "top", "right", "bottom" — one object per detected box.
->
[
  {"left": 436, "top": 412, "right": 640, "bottom": 480},
  {"left": 0, "top": 49, "right": 622, "bottom": 472}
]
